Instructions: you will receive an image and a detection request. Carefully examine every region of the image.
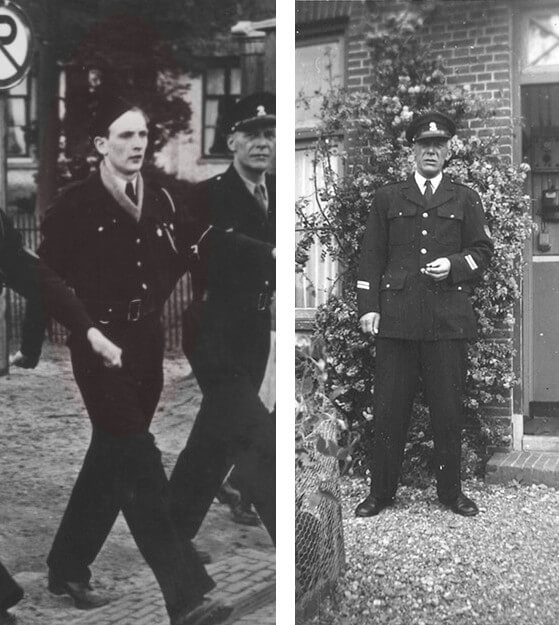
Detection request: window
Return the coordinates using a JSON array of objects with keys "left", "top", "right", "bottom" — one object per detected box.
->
[
  {"left": 6, "top": 74, "right": 36, "bottom": 158},
  {"left": 295, "top": 34, "right": 345, "bottom": 314},
  {"left": 202, "top": 60, "right": 242, "bottom": 157},
  {"left": 295, "top": 142, "right": 340, "bottom": 310},
  {"left": 296, "top": 35, "right": 344, "bottom": 131},
  {"left": 521, "top": 10, "right": 559, "bottom": 79}
]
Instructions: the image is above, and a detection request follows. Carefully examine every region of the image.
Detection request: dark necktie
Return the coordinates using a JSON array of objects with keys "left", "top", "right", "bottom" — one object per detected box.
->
[
  {"left": 125, "top": 181, "right": 137, "bottom": 205},
  {"left": 254, "top": 184, "right": 268, "bottom": 218},
  {"left": 424, "top": 179, "right": 433, "bottom": 205}
]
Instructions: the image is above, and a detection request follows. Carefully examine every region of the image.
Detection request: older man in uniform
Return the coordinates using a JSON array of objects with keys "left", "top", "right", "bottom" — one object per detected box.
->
[
  {"left": 21, "top": 96, "right": 231, "bottom": 625},
  {"left": 355, "top": 111, "right": 493, "bottom": 518},
  {"left": 1, "top": 207, "right": 122, "bottom": 625},
  {"left": 170, "top": 93, "right": 276, "bottom": 544}
]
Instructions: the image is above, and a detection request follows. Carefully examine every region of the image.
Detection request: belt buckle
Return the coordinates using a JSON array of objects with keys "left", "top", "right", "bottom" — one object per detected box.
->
[
  {"left": 127, "top": 299, "right": 142, "bottom": 321},
  {"left": 257, "top": 292, "right": 269, "bottom": 312}
]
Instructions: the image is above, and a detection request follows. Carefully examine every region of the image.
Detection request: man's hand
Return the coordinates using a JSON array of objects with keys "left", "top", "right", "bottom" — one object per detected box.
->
[
  {"left": 360, "top": 312, "right": 380, "bottom": 335},
  {"left": 10, "top": 350, "right": 40, "bottom": 369},
  {"left": 424, "top": 257, "right": 451, "bottom": 281},
  {"left": 87, "top": 328, "right": 122, "bottom": 368}
]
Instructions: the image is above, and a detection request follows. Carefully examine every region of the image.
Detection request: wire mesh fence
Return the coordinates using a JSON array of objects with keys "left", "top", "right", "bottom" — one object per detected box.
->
[
  {"left": 296, "top": 419, "right": 345, "bottom": 623},
  {"left": 6, "top": 212, "right": 192, "bottom": 351}
]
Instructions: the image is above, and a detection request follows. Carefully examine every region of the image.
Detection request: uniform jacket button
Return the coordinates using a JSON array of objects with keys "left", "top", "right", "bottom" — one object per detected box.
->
[
  {"left": 420, "top": 248, "right": 427, "bottom": 254},
  {"left": 422, "top": 212, "right": 428, "bottom": 218}
]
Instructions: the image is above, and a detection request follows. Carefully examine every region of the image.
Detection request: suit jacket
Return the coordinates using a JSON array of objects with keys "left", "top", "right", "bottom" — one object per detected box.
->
[
  {"left": 38, "top": 171, "right": 185, "bottom": 307},
  {"left": 357, "top": 175, "right": 493, "bottom": 340},
  {"left": 186, "top": 165, "right": 275, "bottom": 304}
]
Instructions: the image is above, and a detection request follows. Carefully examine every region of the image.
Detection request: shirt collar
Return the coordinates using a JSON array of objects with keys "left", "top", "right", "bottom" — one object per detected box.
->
[
  {"left": 233, "top": 163, "right": 267, "bottom": 199},
  {"left": 414, "top": 170, "right": 442, "bottom": 194},
  {"left": 103, "top": 159, "right": 138, "bottom": 194}
]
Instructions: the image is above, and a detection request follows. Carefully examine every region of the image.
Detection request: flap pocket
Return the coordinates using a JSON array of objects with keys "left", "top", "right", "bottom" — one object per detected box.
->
[
  {"left": 437, "top": 205, "right": 464, "bottom": 221},
  {"left": 380, "top": 269, "right": 407, "bottom": 290},
  {"left": 388, "top": 205, "right": 417, "bottom": 220}
]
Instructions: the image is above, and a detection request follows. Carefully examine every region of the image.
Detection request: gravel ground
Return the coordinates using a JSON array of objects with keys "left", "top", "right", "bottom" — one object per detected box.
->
[{"left": 308, "top": 477, "right": 559, "bottom": 625}]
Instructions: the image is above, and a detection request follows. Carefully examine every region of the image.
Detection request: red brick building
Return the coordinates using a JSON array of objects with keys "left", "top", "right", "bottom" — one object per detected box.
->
[{"left": 296, "top": 0, "right": 559, "bottom": 452}]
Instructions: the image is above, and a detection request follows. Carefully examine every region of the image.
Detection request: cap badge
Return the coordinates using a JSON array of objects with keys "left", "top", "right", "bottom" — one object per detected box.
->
[
  {"left": 429, "top": 122, "right": 438, "bottom": 132},
  {"left": 256, "top": 105, "right": 267, "bottom": 116}
]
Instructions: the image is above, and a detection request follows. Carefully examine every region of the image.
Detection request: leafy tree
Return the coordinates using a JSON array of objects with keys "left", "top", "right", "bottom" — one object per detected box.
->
[
  {"left": 17, "top": 0, "right": 274, "bottom": 203},
  {"left": 296, "top": 6, "right": 533, "bottom": 484}
]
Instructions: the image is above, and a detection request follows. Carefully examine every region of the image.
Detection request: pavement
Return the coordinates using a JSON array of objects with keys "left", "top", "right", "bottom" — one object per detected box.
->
[
  {"left": 1, "top": 345, "right": 275, "bottom": 625},
  {"left": 12, "top": 549, "right": 274, "bottom": 625}
]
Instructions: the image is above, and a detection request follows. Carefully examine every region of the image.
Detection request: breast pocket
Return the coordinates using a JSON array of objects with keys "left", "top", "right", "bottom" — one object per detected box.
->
[
  {"left": 387, "top": 206, "right": 417, "bottom": 245},
  {"left": 435, "top": 205, "right": 463, "bottom": 246}
]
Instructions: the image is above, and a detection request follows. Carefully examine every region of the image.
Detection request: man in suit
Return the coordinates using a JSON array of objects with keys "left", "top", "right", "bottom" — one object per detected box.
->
[
  {"left": 22, "top": 96, "right": 232, "bottom": 625},
  {"left": 170, "top": 93, "right": 276, "bottom": 544},
  {"left": 1, "top": 207, "right": 122, "bottom": 624},
  {"left": 355, "top": 111, "right": 493, "bottom": 518}
]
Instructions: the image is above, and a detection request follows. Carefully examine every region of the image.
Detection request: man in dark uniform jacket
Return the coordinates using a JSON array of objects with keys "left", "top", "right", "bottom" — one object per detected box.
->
[
  {"left": 1, "top": 208, "right": 122, "bottom": 624},
  {"left": 169, "top": 93, "right": 276, "bottom": 544},
  {"left": 355, "top": 112, "right": 494, "bottom": 519},
  {"left": 21, "top": 97, "right": 232, "bottom": 625}
]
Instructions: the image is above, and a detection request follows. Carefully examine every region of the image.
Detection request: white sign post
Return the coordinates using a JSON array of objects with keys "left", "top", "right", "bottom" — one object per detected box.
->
[{"left": 0, "top": 1, "right": 33, "bottom": 375}]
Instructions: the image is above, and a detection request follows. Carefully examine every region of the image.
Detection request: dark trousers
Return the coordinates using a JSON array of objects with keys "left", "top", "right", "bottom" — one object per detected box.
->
[
  {"left": 170, "top": 302, "right": 276, "bottom": 544},
  {"left": 370, "top": 338, "right": 467, "bottom": 502},
  {"left": 47, "top": 317, "right": 213, "bottom": 615},
  {"left": 0, "top": 560, "right": 23, "bottom": 611}
]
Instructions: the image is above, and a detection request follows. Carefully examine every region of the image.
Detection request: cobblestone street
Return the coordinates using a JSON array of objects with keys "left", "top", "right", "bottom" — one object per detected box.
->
[{"left": 0, "top": 344, "right": 275, "bottom": 624}]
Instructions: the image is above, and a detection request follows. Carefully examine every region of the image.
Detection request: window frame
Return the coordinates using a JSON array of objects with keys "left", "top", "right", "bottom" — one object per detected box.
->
[
  {"left": 295, "top": 25, "right": 347, "bottom": 326},
  {"left": 295, "top": 29, "right": 345, "bottom": 137},
  {"left": 201, "top": 57, "right": 242, "bottom": 159},
  {"left": 519, "top": 7, "right": 559, "bottom": 83},
  {"left": 6, "top": 72, "right": 36, "bottom": 162}
]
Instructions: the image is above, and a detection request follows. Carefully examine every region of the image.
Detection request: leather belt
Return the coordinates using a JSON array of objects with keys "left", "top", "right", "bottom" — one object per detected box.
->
[{"left": 84, "top": 297, "right": 160, "bottom": 323}]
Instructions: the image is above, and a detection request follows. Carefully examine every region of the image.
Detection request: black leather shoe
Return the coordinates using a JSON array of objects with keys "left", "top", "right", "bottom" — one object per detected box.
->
[
  {"left": 444, "top": 493, "right": 479, "bottom": 517},
  {"left": 193, "top": 544, "right": 212, "bottom": 565},
  {"left": 215, "top": 482, "right": 241, "bottom": 507},
  {"left": 170, "top": 598, "right": 233, "bottom": 625},
  {"left": 0, "top": 584, "right": 23, "bottom": 612},
  {"left": 354, "top": 495, "right": 393, "bottom": 517},
  {"left": 0, "top": 611, "right": 17, "bottom": 625},
  {"left": 48, "top": 573, "right": 110, "bottom": 610},
  {"left": 230, "top": 502, "right": 261, "bottom": 526}
]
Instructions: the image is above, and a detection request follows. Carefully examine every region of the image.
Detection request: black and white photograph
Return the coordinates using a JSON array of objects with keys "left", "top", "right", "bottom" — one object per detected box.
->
[
  {"left": 295, "top": 1, "right": 559, "bottom": 624},
  {"left": 1, "top": 1, "right": 275, "bottom": 624}
]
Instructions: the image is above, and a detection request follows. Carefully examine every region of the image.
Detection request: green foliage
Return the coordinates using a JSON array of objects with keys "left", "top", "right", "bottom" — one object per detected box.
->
[{"left": 296, "top": 6, "right": 533, "bottom": 484}]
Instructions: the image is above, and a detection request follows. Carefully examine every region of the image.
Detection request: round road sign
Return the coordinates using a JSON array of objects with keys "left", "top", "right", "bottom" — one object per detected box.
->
[{"left": 0, "top": 1, "right": 33, "bottom": 90}]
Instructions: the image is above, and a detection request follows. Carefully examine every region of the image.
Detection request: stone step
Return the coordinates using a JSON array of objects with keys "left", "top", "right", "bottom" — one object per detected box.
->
[
  {"left": 523, "top": 435, "right": 559, "bottom": 452},
  {"left": 486, "top": 450, "right": 559, "bottom": 488}
]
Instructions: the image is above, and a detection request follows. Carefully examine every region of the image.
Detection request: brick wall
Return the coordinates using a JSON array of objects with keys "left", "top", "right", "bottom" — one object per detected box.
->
[{"left": 345, "top": 0, "right": 514, "bottom": 156}]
